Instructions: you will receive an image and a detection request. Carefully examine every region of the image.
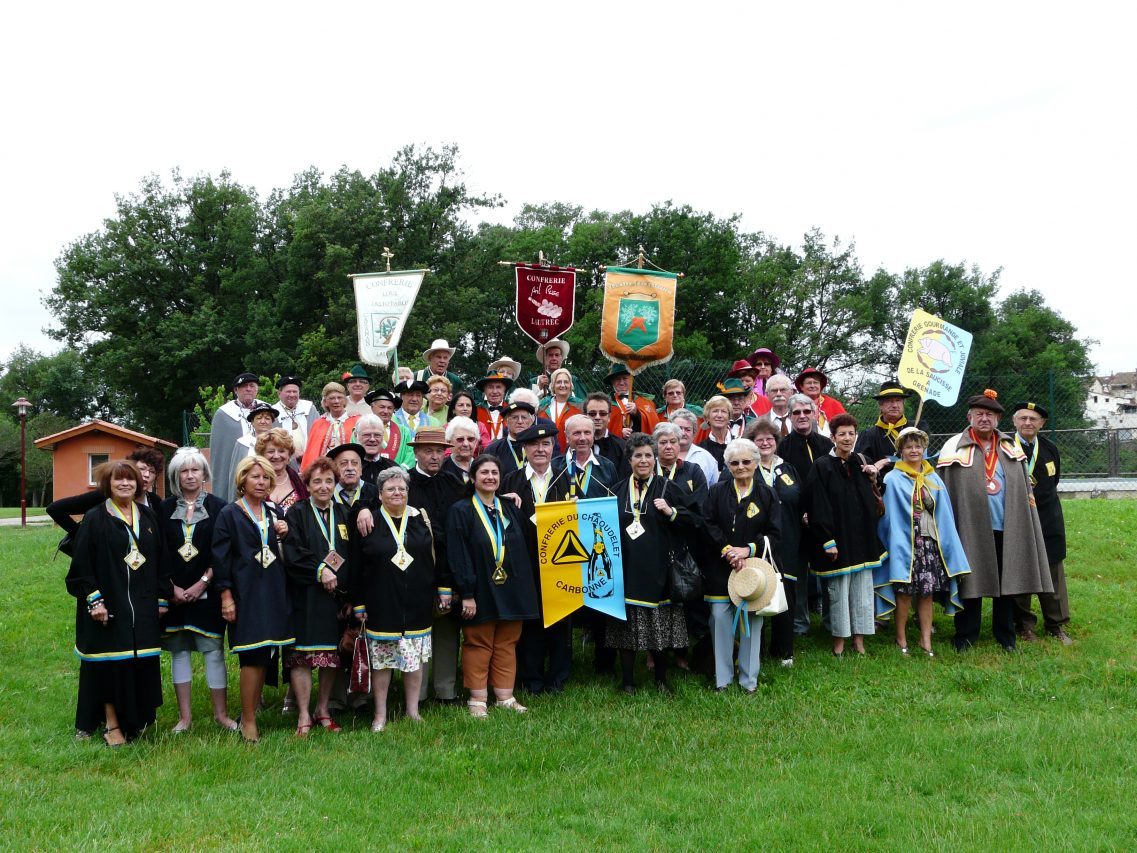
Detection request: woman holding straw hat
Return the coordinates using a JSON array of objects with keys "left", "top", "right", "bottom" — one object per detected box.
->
[
  {"left": 877, "top": 427, "right": 970, "bottom": 656},
  {"left": 700, "top": 438, "right": 782, "bottom": 692}
]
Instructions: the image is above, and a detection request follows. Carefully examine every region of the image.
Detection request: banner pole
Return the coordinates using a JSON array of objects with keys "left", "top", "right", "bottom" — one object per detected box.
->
[{"left": 913, "top": 394, "right": 925, "bottom": 426}]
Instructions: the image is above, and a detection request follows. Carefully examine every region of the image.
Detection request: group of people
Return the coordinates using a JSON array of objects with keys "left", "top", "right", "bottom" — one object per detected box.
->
[{"left": 58, "top": 338, "right": 1072, "bottom": 745}]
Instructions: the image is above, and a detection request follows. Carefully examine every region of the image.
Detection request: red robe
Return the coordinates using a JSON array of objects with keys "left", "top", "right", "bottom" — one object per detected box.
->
[
  {"left": 477, "top": 406, "right": 508, "bottom": 445},
  {"left": 607, "top": 396, "right": 660, "bottom": 438},
  {"left": 300, "top": 414, "right": 361, "bottom": 472},
  {"left": 814, "top": 394, "right": 846, "bottom": 434}
]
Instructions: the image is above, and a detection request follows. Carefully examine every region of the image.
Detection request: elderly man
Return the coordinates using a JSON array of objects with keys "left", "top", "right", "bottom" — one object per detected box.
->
[
  {"left": 392, "top": 378, "right": 431, "bottom": 439},
  {"left": 777, "top": 393, "right": 834, "bottom": 635},
  {"left": 272, "top": 375, "right": 316, "bottom": 461},
  {"left": 727, "top": 359, "right": 771, "bottom": 417},
  {"left": 414, "top": 338, "right": 465, "bottom": 393},
  {"left": 604, "top": 363, "right": 659, "bottom": 439},
  {"left": 855, "top": 380, "right": 928, "bottom": 478},
  {"left": 301, "top": 382, "right": 361, "bottom": 471},
  {"left": 764, "top": 374, "right": 794, "bottom": 438},
  {"left": 531, "top": 338, "right": 584, "bottom": 401},
  {"left": 721, "top": 378, "right": 756, "bottom": 438},
  {"left": 327, "top": 442, "right": 377, "bottom": 518},
  {"left": 584, "top": 392, "right": 626, "bottom": 473},
  {"left": 342, "top": 364, "right": 372, "bottom": 417},
  {"left": 669, "top": 408, "right": 718, "bottom": 486},
  {"left": 1009, "top": 401, "right": 1072, "bottom": 645},
  {"left": 405, "top": 427, "right": 466, "bottom": 703},
  {"left": 475, "top": 370, "right": 514, "bottom": 445},
  {"left": 563, "top": 413, "right": 617, "bottom": 497},
  {"left": 503, "top": 422, "right": 572, "bottom": 694},
  {"left": 794, "top": 367, "right": 846, "bottom": 437},
  {"left": 937, "top": 390, "right": 1053, "bottom": 652},
  {"left": 365, "top": 388, "right": 411, "bottom": 466},
  {"left": 486, "top": 395, "right": 538, "bottom": 476},
  {"left": 210, "top": 371, "right": 260, "bottom": 501},
  {"left": 355, "top": 414, "right": 395, "bottom": 486}
]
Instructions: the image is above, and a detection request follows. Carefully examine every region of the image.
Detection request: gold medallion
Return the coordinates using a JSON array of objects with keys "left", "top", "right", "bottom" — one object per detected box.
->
[
  {"left": 259, "top": 546, "right": 276, "bottom": 567},
  {"left": 391, "top": 549, "right": 413, "bottom": 571},
  {"left": 178, "top": 541, "right": 199, "bottom": 562},
  {"left": 491, "top": 564, "right": 508, "bottom": 585},
  {"left": 125, "top": 548, "right": 146, "bottom": 570},
  {"left": 626, "top": 521, "right": 645, "bottom": 540}
]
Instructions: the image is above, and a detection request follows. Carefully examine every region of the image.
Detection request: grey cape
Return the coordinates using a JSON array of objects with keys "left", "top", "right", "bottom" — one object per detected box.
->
[
  {"left": 936, "top": 430, "right": 1053, "bottom": 599},
  {"left": 209, "top": 400, "right": 253, "bottom": 503}
]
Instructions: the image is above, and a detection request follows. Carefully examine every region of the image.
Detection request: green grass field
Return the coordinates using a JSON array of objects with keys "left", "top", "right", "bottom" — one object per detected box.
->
[
  {"left": 0, "top": 507, "right": 44, "bottom": 519},
  {"left": 2, "top": 501, "right": 1135, "bottom": 849}
]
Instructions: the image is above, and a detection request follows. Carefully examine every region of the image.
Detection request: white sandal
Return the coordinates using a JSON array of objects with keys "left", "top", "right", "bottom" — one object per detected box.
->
[
  {"left": 467, "top": 699, "right": 488, "bottom": 719},
  {"left": 371, "top": 720, "right": 386, "bottom": 733},
  {"left": 497, "top": 697, "right": 527, "bottom": 714}
]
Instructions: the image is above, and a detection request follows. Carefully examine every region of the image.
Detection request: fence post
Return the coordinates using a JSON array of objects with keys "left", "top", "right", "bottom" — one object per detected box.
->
[
  {"left": 1108, "top": 429, "right": 1120, "bottom": 477},
  {"left": 1047, "top": 369, "right": 1057, "bottom": 440}
]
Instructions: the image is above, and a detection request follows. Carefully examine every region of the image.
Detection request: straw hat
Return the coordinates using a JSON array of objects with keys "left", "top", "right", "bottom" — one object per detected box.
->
[{"left": 727, "top": 556, "right": 780, "bottom": 612}]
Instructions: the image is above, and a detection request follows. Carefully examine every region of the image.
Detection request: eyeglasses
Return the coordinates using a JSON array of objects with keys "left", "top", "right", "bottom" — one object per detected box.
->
[
  {"left": 728, "top": 459, "right": 756, "bottom": 467},
  {"left": 791, "top": 409, "right": 812, "bottom": 416}
]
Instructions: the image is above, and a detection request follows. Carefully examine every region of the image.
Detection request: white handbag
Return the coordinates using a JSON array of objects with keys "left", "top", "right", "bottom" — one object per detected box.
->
[{"left": 756, "top": 537, "right": 789, "bottom": 617}]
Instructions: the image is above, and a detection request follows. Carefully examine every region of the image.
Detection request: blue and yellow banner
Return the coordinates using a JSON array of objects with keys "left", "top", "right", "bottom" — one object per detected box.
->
[{"left": 535, "top": 496, "right": 625, "bottom": 627}]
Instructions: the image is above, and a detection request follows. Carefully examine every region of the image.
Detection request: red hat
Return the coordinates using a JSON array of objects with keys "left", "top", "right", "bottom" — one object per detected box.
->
[
  {"left": 728, "top": 359, "right": 758, "bottom": 378},
  {"left": 794, "top": 367, "right": 828, "bottom": 391}
]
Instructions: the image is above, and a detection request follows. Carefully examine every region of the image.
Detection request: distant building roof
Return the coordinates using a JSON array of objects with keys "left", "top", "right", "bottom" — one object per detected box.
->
[{"left": 34, "top": 418, "right": 178, "bottom": 451}]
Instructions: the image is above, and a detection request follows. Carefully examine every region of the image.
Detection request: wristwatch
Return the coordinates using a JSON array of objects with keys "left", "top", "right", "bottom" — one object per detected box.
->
[{"left": 200, "top": 574, "right": 211, "bottom": 586}]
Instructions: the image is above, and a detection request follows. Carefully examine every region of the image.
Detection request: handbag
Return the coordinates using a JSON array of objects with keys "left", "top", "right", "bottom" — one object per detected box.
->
[
  {"left": 348, "top": 619, "right": 371, "bottom": 694},
  {"left": 668, "top": 546, "right": 703, "bottom": 603},
  {"left": 755, "top": 537, "right": 789, "bottom": 617}
]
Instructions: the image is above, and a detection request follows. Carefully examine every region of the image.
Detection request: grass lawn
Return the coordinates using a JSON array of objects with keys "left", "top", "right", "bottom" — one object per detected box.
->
[
  {"left": 0, "top": 507, "right": 44, "bottom": 519},
  {"left": 2, "top": 501, "right": 1135, "bottom": 849}
]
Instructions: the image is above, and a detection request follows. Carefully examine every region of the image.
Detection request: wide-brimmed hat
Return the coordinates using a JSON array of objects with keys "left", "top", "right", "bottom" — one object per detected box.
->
[
  {"left": 393, "top": 379, "right": 429, "bottom": 395},
  {"left": 365, "top": 388, "right": 396, "bottom": 405},
  {"left": 728, "top": 556, "right": 780, "bottom": 612},
  {"left": 719, "top": 378, "right": 749, "bottom": 397},
  {"left": 245, "top": 402, "right": 276, "bottom": 422},
  {"left": 873, "top": 381, "right": 912, "bottom": 401},
  {"left": 327, "top": 442, "right": 366, "bottom": 461},
  {"left": 794, "top": 367, "right": 828, "bottom": 391},
  {"left": 728, "top": 359, "right": 758, "bottom": 378},
  {"left": 967, "top": 389, "right": 1004, "bottom": 414},
  {"left": 408, "top": 427, "right": 451, "bottom": 448},
  {"left": 747, "top": 347, "right": 782, "bottom": 370},
  {"left": 603, "top": 363, "right": 632, "bottom": 385},
  {"left": 487, "top": 356, "right": 523, "bottom": 378},
  {"left": 475, "top": 370, "right": 515, "bottom": 391},
  {"left": 514, "top": 423, "right": 558, "bottom": 444},
  {"left": 232, "top": 371, "right": 258, "bottom": 389},
  {"left": 342, "top": 364, "right": 370, "bottom": 382},
  {"left": 1012, "top": 401, "right": 1049, "bottom": 419},
  {"left": 422, "top": 339, "right": 456, "bottom": 360},
  {"left": 535, "top": 339, "right": 570, "bottom": 363},
  {"left": 275, "top": 375, "right": 301, "bottom": 391}
]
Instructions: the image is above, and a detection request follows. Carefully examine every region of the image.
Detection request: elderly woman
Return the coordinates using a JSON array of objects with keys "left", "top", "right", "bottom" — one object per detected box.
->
[
  {"left": 447, "top": 454, "right": 539, "bottom": 717},
  {"left": 697, "top": 395, "right": 733, "bottom": 473},
  {"left": 807, "top": 414, "right": 885, "bottom": 656},
  {"left": 281, "top": 457, "right": 351, "bottom": 735},
  {"left": 212, "top": 455, "right": 293, "bottom": 743},
  {"left": 607, "top": 433, "right": 694, "bottom": 695},
  {"left": 302, "top": 382, "right": 362, "bottom": 471},
  {"left": 256, "top": 428, "right": 307, "bottom": 513},
  {"left": 701, "top": 439, "right": 781, "bottom": 691},
  {"left": 424, "top": 375, "right": 453, "bottom": 427},
  {"left": 669, "top": 408, "right": 719, "bottom": 487},
  {"left": 660, "top": 378, "right": 702, "bottom": 419},
  {"left": 159, "top": 448, "right": 236, "bottom": 733},
  {"left": 878, "top": 427, "right": 970, "bottom": 656},
  {"left": 350, "top": 467, "right": 444, "bottom": 730},
  {"left": 444, "top": 416, "right": 481, "bottom": 484},
  {"left": 539, "top": 367, "right": 582, "bottom": 452},
  {"left": 745, "top": 419, "right": 801, "bottom": 666},
  {"left": 66, "top": 461, "right": 171, "bottom": 746}
]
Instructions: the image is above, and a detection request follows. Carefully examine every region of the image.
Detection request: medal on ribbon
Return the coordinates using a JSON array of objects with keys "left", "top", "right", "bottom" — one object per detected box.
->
[
  {"left": 178, "top": 541, "right": 199, "bottom": 562},
  {"left": 240, "top": 498, "right": 275, "bottom": 568},
  {"left": 626, "top": 476, "right": 650, "bottom": 539},
  {"left": 380, "top": 506, "right": 413, "bottom": 571},
  {"left": 107, "top": 500, "right": 146, "bottom": 570},
  {"left": 473, "top": 497, "right": 507, "bottom": 584},
  {"left": 311, "top": 502, "right": 344, "bottom": 574}
]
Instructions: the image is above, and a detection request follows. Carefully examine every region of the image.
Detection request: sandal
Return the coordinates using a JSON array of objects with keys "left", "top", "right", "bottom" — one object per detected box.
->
[
  {"left": 102, "top": 726, "right": 125, "bottom": 749},
  {"left": 296, "top": 720, "right": 313, "bottom": 738},
  {"left": 467, "top": 699, "right": 488, "bottom": 719},
  {"left": 172, "top": 720, "right": 191, "bottom": 733},
  {"left": 313, "top": 714, "right": 341, "bottom": 732},
  {"left": 370, "top": 720, "right": 386, "bottom": 733},
  {"left": 215, "top": 717, "right": 239, "bottom": 732},
  {"left": 497, "top": 697, "right": 528, "bottom": 714}
]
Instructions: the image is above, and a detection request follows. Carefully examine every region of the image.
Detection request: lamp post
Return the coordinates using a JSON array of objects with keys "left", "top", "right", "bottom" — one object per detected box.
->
[{"left": 12, "top": 398, "right": 30, "bottom": 527}]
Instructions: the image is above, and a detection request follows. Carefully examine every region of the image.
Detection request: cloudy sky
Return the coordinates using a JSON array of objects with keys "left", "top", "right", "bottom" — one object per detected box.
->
[{"left": 2, "top": 2, "right": 1133, "bottom": 375}]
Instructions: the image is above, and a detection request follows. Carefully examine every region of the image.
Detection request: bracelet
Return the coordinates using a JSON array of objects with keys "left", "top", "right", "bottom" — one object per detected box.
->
[{"left": 87, "top": 600, "right": 105, "bottom": 614}]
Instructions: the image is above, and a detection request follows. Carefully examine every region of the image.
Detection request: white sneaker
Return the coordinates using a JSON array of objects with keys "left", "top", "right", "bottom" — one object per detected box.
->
[{"left": 780, "top": 657, "right": 794, "bottom": 668}]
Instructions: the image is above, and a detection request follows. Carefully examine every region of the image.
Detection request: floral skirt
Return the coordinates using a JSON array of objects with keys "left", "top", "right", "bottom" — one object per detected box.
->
[
  {"left": 288, "top": 650, "right": 340, "bottom": 669},
  {"left": 367, "top": 636, "right": 432, "bottom": 673},
  {"left": 894, "top": 535, "right": 950, "bottom": 598},
  {"left": 605, "top": 604, "right": 687, "bottom": 652}
]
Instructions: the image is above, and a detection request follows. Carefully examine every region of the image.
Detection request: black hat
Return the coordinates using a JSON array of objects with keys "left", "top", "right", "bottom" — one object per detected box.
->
[
  {"left": 504, "top": 400, "right": 536, "bottom": 416},
  {"left": 475, "top": 371, "right": 515, "bottom": 391},
  {"left": 365, "top": 388, "right": 396, "bottom": 405},
  {"left": 515, "top": 422, "right": 558, "bottom": 444},
  {"left": 966, "top": 389, "right": 1005, "bottom": 414},
  {"left": 326, "top": 442, "right": 366, "bottom": 461},
  {"left": 245, "top": 402, "right": 277, "bottom": 422},
  {"left": 873, "top": 381, "right": 912, "bottom": 401},
  {"left": 1012, "top": 401, "right": 1049, "bottom": 419},
  {"left": 232, "top": 371, "right": 258, "bottom": 389},
  {"left": 276, "top": 375, "right": 301, "bottom": 391},
  {"left": 393, "top": 379, "right": 429, "bottom": 395},
  {"left": 603, "top": 363, "right": 632, "bottom": 385}
]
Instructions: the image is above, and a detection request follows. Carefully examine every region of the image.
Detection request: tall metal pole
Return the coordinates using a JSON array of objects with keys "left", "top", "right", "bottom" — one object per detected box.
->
[{"left": 18, "top": 407, "right": 27, "bottom": 527}]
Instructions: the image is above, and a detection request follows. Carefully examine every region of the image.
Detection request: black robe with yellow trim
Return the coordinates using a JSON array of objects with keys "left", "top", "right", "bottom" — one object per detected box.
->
[
  {"left": 350, "top": 507, "right": 437, "bottom": 640},
  {"left": 761, "top": 460, "right": 801, "bottom": 580},
  {"left": 1016, "top": 433, "right": 1066, "bottom": 563},
  {"left": 614, "top": 477, "right": 696, "bottom": 607},
  {"left": 446, "top": 498, "right": 539, "bottom": 625},
  {"left": 700, "top": 478, "right": 782, "bottom": 598},
  {"left": 159, "top": 494, "right": 227, "bottom": 639},
  {"left": 807, "top": 453, "right": 885, "bottom": 577},
  {"left": 282, "top": 499, "right": 351, "bottom": 652}
]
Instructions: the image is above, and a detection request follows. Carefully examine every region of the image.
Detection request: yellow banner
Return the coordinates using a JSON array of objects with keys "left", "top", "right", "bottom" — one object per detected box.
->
[
  {"left": 535, "top": 500, "right": 588, "bottom": 627},
  {"left": 898, "top": 309, "right": 974, "bottom": 407},
  {"left": 600, "top": 268, "right": 678, "bottom": 374}
]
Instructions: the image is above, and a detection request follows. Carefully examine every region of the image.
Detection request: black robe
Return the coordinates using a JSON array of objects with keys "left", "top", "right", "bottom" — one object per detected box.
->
[
  {"left": 282, "top": 500, "right": 351, "bottom": 652},
  {"left": 407, "top": 468, "right": 465, "bottom": 592},
  {"left": 594, "top": 433, "right": 627, "bottom": 474},
  {"left": 361, "top": 455, "right": 397, "bottom": 488},
  {"left": 807, "top": 453, "right": 885, "bottom": 577},
  {"left": 700, "top": 479, "right": 782, "bottom": 598},
  {"left": 66, "top": 502, "right": 171, "bottom": 660},
  {"left": 159, "top": 494, "right": 228, "bottom": 639},
  {"left": 442, "top": 456, "right": 473, "bottom": 487},
  {"left": 563, "top": 453, "right": 618, "bottom": 498},
  {"left": 759, "top": 460, "right": 802, "bottom": 580},
  {"left": 485, "top": 435, "right": 528, "bottom": 476},
  {"left": 1017, "top": 434, "right": 1066, "bottom": 563},
  {"left": 698, "top": 435, "right": 729, "bottom": 473},
  {"left": 614, "top": 476, "right": 695, "bottom": 606},
  {"left": 446, "top": 497, "right": 539, "bottom": 624},
  {"left": 854, "top": 418, "right": 930, "bottom": 476},
  {"left": 350, "top": 508, "right": 437, "bottom": 639},
  {"left": 211, "top": 502, "right": 293, "bottom": 652}
]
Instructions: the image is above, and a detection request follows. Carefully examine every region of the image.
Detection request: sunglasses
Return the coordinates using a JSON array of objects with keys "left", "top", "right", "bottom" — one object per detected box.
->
[
  {"left": 791, "top": 409, "right": 813, "bottom": 416},
  {"left": 728, "top": 459, "right": 756, "bottom": 467},
  {"left": 585, "top": 411, "right": 608, "bottom": 417}
]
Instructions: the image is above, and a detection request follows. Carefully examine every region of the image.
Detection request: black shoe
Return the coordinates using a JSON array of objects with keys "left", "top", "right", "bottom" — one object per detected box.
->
[
  {"left": 655, "top": 682, "right": 673, "bottom": 696},
  {"left": 621, "top": 684, "right": 637, "bottom": 695},
  {"left": 1001, "top": 643, "right": 1017, "bottom": 653}
]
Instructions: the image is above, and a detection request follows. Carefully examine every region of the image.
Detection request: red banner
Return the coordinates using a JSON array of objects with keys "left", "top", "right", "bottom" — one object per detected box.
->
[{"left": 515, "top": 264, "right": 576, "bottom": 345}]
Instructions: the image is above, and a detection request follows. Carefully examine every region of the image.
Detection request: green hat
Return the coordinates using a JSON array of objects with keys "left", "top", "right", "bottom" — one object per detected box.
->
[
  {"left": 603, "top": 363, "right": 632, "bottom": 385},
  {"left": 342, "top": 364, "right": 370, "bottom": 382},
  {"left": 720, "top": 378, "right": 748, "bottom": 396}
]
